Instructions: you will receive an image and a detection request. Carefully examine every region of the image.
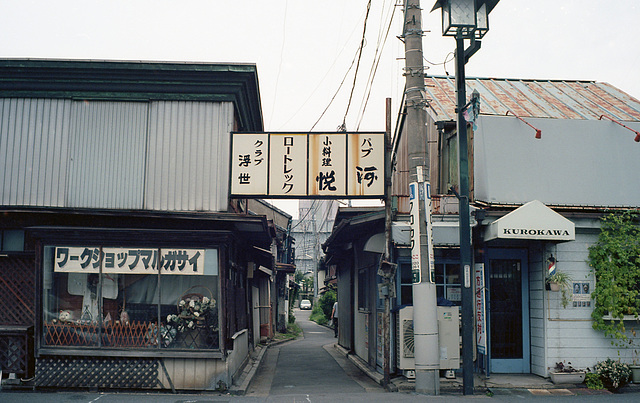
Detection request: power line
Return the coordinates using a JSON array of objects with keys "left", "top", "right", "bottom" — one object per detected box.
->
[
  {"left": 356, "top": 0, "right": 398, "bottom": 130},
  {"left": 268, "top": 0, "right": 289, "bottom": 128},
  {"left": 341, "top": 0, "right": 372, "bottom": 131}
]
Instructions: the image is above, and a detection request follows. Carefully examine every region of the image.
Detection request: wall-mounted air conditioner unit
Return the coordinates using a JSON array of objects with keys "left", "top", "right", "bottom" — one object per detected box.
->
[{"left": 396, "top": 305, "right": 460, "bottom": 378}]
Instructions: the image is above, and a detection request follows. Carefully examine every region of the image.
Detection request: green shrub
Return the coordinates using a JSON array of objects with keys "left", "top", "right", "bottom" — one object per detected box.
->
[
  {"left": 594, "top": 358, "right": 631, "bottom": 391},
  {"left": 309, "top": 304, "right": 329, "bottom": 325},
  {"left": 585, "top": 372, "right": 604, "bottom": 390},
  {"left": 318, "top": 290, "right": 336, "bottom": 319}
]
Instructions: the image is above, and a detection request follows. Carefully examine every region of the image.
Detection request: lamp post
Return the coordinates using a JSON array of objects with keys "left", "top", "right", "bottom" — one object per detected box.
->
[{"left": 432, "top": 0, "right": 499, "bottom": 396}]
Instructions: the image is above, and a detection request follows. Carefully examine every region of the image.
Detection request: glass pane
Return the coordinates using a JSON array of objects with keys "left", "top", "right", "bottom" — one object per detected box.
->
[
  {"left": 401, "top": 285, "right": 413, "bottom": 306},
  {"left": 435, "top": 264, "right": 445, "bottom": 285},
  {"left": 400, "top": 262, "right": 412, "bottom": 285},
  {"left": 162, "top": 274, "right": 219, "bottom": 349},
  {"left": 490, "top": 259, "right": 523, "bottom": 359},
  {"left": 450, "top": 0, "right": 476, "bottom": 26},
  {"left": 446, "top": 264, "right": 460, "bottom": 285}
]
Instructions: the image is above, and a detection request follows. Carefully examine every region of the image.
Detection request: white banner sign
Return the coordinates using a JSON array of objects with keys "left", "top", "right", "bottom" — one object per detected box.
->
[
  {"left": 231, "top": 132, "right": 385, "bottom": 198},
  {"left": 475, "top": 263, "right": 487, "bottom": 355},
  {"left": 54, "top": 247, "right": 205, "bottom": 275}
]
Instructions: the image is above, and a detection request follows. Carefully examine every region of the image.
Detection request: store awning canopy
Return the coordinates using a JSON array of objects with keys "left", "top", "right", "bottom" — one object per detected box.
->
[{"left": 485, "top": 200, "right": 575, "bottom": 242}]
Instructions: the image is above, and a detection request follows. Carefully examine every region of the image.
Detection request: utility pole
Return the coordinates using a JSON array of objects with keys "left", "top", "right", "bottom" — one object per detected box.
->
[{"left": 404, "top": 0, "right": 439, "bottom": 394}]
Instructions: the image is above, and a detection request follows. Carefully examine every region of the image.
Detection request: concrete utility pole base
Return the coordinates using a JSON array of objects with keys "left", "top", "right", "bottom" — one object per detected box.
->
[{"left": 415, "top": 369, "right": 440, "bottom": 395}]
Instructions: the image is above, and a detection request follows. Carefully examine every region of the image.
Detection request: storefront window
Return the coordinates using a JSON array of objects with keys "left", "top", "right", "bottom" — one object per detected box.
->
[
  {"left": 42, "top": 246, "right": 219, "bottom": 350},
  {"left": 435, "top": 263, "right": 461, "bottom": 306}
]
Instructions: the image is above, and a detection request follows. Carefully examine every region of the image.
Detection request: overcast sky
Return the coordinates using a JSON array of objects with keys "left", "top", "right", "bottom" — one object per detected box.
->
[{"left": 2, "top": 0, "right": 639, "bottom": 217}]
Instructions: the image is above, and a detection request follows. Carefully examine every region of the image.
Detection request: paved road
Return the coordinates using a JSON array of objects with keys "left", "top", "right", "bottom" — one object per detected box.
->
[{"left": 245, "top": 308, "right": 384, "bottom": 398}]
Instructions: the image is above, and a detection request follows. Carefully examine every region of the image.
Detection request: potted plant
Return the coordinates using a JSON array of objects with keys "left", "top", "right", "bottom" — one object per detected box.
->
[
  {"left": 549, "top": 361, "right": 586, "bottom": 384},
  {"left": 594, "top": 358, "right": 631, "bottom": 392},
  {"left": 630, "top": 348, "right": 640, "bottom": 383},
  {"left": 546, "top": 271, "right": 572, "bottom": 308}
]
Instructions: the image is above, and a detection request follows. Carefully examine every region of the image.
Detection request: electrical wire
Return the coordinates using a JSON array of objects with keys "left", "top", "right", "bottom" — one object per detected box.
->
[
  {"left": 268, "top": 0, "right": 289, "bottom": 128},
  {"left": 356, "top": 0, "right": 398, "bottom": 130},
  {"left": 309, "top": 50, "right": 360, "bottom": 132},
  {"left": 278, "top": 7, "right": 366, "bottom": 131},
  {"left": 341, "top": 0, "right": 372, "bottom": 131}
]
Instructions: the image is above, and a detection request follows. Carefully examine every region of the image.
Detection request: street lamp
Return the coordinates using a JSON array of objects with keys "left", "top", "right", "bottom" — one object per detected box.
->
[
  {"left": 432, "top": 0, "right": 499, "bottom": 396},
  {"left": 433, "top": 0, "right": 495, "bottom": 38}
]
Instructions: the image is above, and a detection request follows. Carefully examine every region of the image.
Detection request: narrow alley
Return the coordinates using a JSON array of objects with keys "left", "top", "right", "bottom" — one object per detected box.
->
[{"left": 245, "top": 309, "right": 384, "bottom": 398}]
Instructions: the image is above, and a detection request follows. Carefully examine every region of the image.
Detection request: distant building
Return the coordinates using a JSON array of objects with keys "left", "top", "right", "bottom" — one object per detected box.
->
[{"left": 291, "top": 200, "right": 338, "bottom": 297}]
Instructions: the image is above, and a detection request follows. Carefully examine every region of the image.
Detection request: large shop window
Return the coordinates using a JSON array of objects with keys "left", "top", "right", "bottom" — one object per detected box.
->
[{"left": 42, "top": 246, "right": 220, "bottom": 350}]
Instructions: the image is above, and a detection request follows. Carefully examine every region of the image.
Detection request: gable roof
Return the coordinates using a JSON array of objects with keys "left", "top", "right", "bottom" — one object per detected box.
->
[{"left": 424, "top": 76, "right": 640, "bottom": 123}]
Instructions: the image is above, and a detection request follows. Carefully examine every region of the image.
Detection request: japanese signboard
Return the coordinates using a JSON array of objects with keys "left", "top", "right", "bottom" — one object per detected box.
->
[
  {"left": 475, "top": 263, "right": 487, "bottom": 355},
  {"left": 231, "top": 133, "right": 269, "bottom": 195},
  {"left": 54, "top": 247, "right": 205, "bottom": 275},
  {"left": 409, "top": 182, "right": 421, "bottom": 284},
  {"left": 270, "top": 133, "right": 308, "bottom": 196},
  {"left": 230, "top": 132, "right": 385, "bottom": 198}
]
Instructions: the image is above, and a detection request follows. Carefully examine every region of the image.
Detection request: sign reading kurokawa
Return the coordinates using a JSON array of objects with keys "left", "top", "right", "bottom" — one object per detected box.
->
[
  {"left": 502, "top": 228, "right": 572, "bottom": 237},
  {"left": 484, "top": 200, "right": 576, "bottom": 242},
  {"left": 230, "top": 132, "right": 385, "bottom": 198}
]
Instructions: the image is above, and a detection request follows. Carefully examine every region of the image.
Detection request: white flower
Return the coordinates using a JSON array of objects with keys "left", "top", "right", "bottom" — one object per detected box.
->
[
  {"left": 188, "top": 320, "right": 195, "bottom": 329},
  {"left": 202, "top": 297, "right": 210, "bottom": 304},
  {"left": 189, "top": 300, "right": 195, "bottom": 308},
  {"left": 179, "top": 300, "right": 186, "bottom": 307},
  {"left": 194, "top": 312, "right": 200, "bottom": 317}
]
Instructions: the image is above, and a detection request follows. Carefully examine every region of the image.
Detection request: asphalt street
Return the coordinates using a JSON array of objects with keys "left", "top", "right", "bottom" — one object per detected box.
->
[{"left": 244, "top": 308, "right": 384, "bottom": 398}]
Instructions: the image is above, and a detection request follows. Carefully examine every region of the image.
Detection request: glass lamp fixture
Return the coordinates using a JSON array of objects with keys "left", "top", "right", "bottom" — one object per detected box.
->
[{"left": 432, "top": 0, "right": 496, "bottom": 38}]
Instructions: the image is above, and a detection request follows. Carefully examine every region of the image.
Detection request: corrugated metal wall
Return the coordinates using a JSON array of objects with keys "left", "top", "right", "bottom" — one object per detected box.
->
[
  {"left": 145, "top": 101, "right": 232, "bottom": 212},
  {"left": 1, "top": 98, "right": 233, "bottom": 212},
  {"left": 0, "top": 98, "right": 71, "bottom": 207},
  {"left": 67, "top": 101, "right": 148, "bottom": 209}
]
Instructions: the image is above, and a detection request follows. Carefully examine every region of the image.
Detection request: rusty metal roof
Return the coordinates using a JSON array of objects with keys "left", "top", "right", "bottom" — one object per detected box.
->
[{"left": 425, "top": 76, "right": 640, "bottom": 122}]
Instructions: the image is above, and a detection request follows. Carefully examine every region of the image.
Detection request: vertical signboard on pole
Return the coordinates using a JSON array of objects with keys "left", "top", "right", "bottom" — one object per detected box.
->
[
  {"left": 409, "top": 182, "right": 421, "bottom": 283},
  {"left": 475, "top": 263, "right": 487, "bottom": 355},
  {"left": 423, "top": 182, "right": 435, "bottom": 283}
]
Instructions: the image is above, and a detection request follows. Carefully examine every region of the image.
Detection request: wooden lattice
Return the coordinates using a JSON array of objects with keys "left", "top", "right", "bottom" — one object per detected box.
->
[
  {"left": 0, "top": 256, "right": 36, "bottom": 325},
  {"left": 0, "top": 328, "right": 33, "bottom": 376},
  {"left": 44, "top": 321, "right": 158, "bottom": 347},
  {"left": 35, "top": 356, "right": 160, "bottom": 389}
]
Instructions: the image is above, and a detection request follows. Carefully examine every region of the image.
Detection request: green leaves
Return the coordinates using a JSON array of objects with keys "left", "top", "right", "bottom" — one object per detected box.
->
[{"left": 590, "top": 210, "right": 640, "bottom": 344}]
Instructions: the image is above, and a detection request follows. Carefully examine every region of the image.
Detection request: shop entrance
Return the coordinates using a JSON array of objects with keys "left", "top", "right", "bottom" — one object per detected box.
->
[{"left": 487, "top": 248, "right": 530, "bottom": 373}]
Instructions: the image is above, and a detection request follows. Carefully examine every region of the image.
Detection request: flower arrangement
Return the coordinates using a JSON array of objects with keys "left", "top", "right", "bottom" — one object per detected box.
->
[
  {"left": 594, "top": 358, "right": 631, "bottom": 391},
  {"left": 167, "top": 295, "right": 217, "bottom": 332}
]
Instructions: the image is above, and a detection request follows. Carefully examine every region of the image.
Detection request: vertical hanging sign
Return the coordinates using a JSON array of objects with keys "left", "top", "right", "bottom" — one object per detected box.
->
[
  {"left": 269, "top": 133, "right": 308, "bottom": 196},
  {"left": 230, "top": 133, "right": 269, "bottom": 195},
  {"left": 348, "top": 133, "right": 385, "bottom": 196},
  {"left": 475, "top": 263, "right": 487, "bottom": 355},
  {"left": 308, "top": 133, "right": 347, "bottom": 196}
]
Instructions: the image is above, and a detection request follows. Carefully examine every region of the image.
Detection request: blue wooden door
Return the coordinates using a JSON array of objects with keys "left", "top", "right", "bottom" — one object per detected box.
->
[{"left": 487, "top": 248, "right": 530, "bottom": 373}]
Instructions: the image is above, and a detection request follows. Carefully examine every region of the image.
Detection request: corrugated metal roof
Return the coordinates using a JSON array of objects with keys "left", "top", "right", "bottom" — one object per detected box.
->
[{"left": 424, "top": 77, "right": 640, "bottom": 122}]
